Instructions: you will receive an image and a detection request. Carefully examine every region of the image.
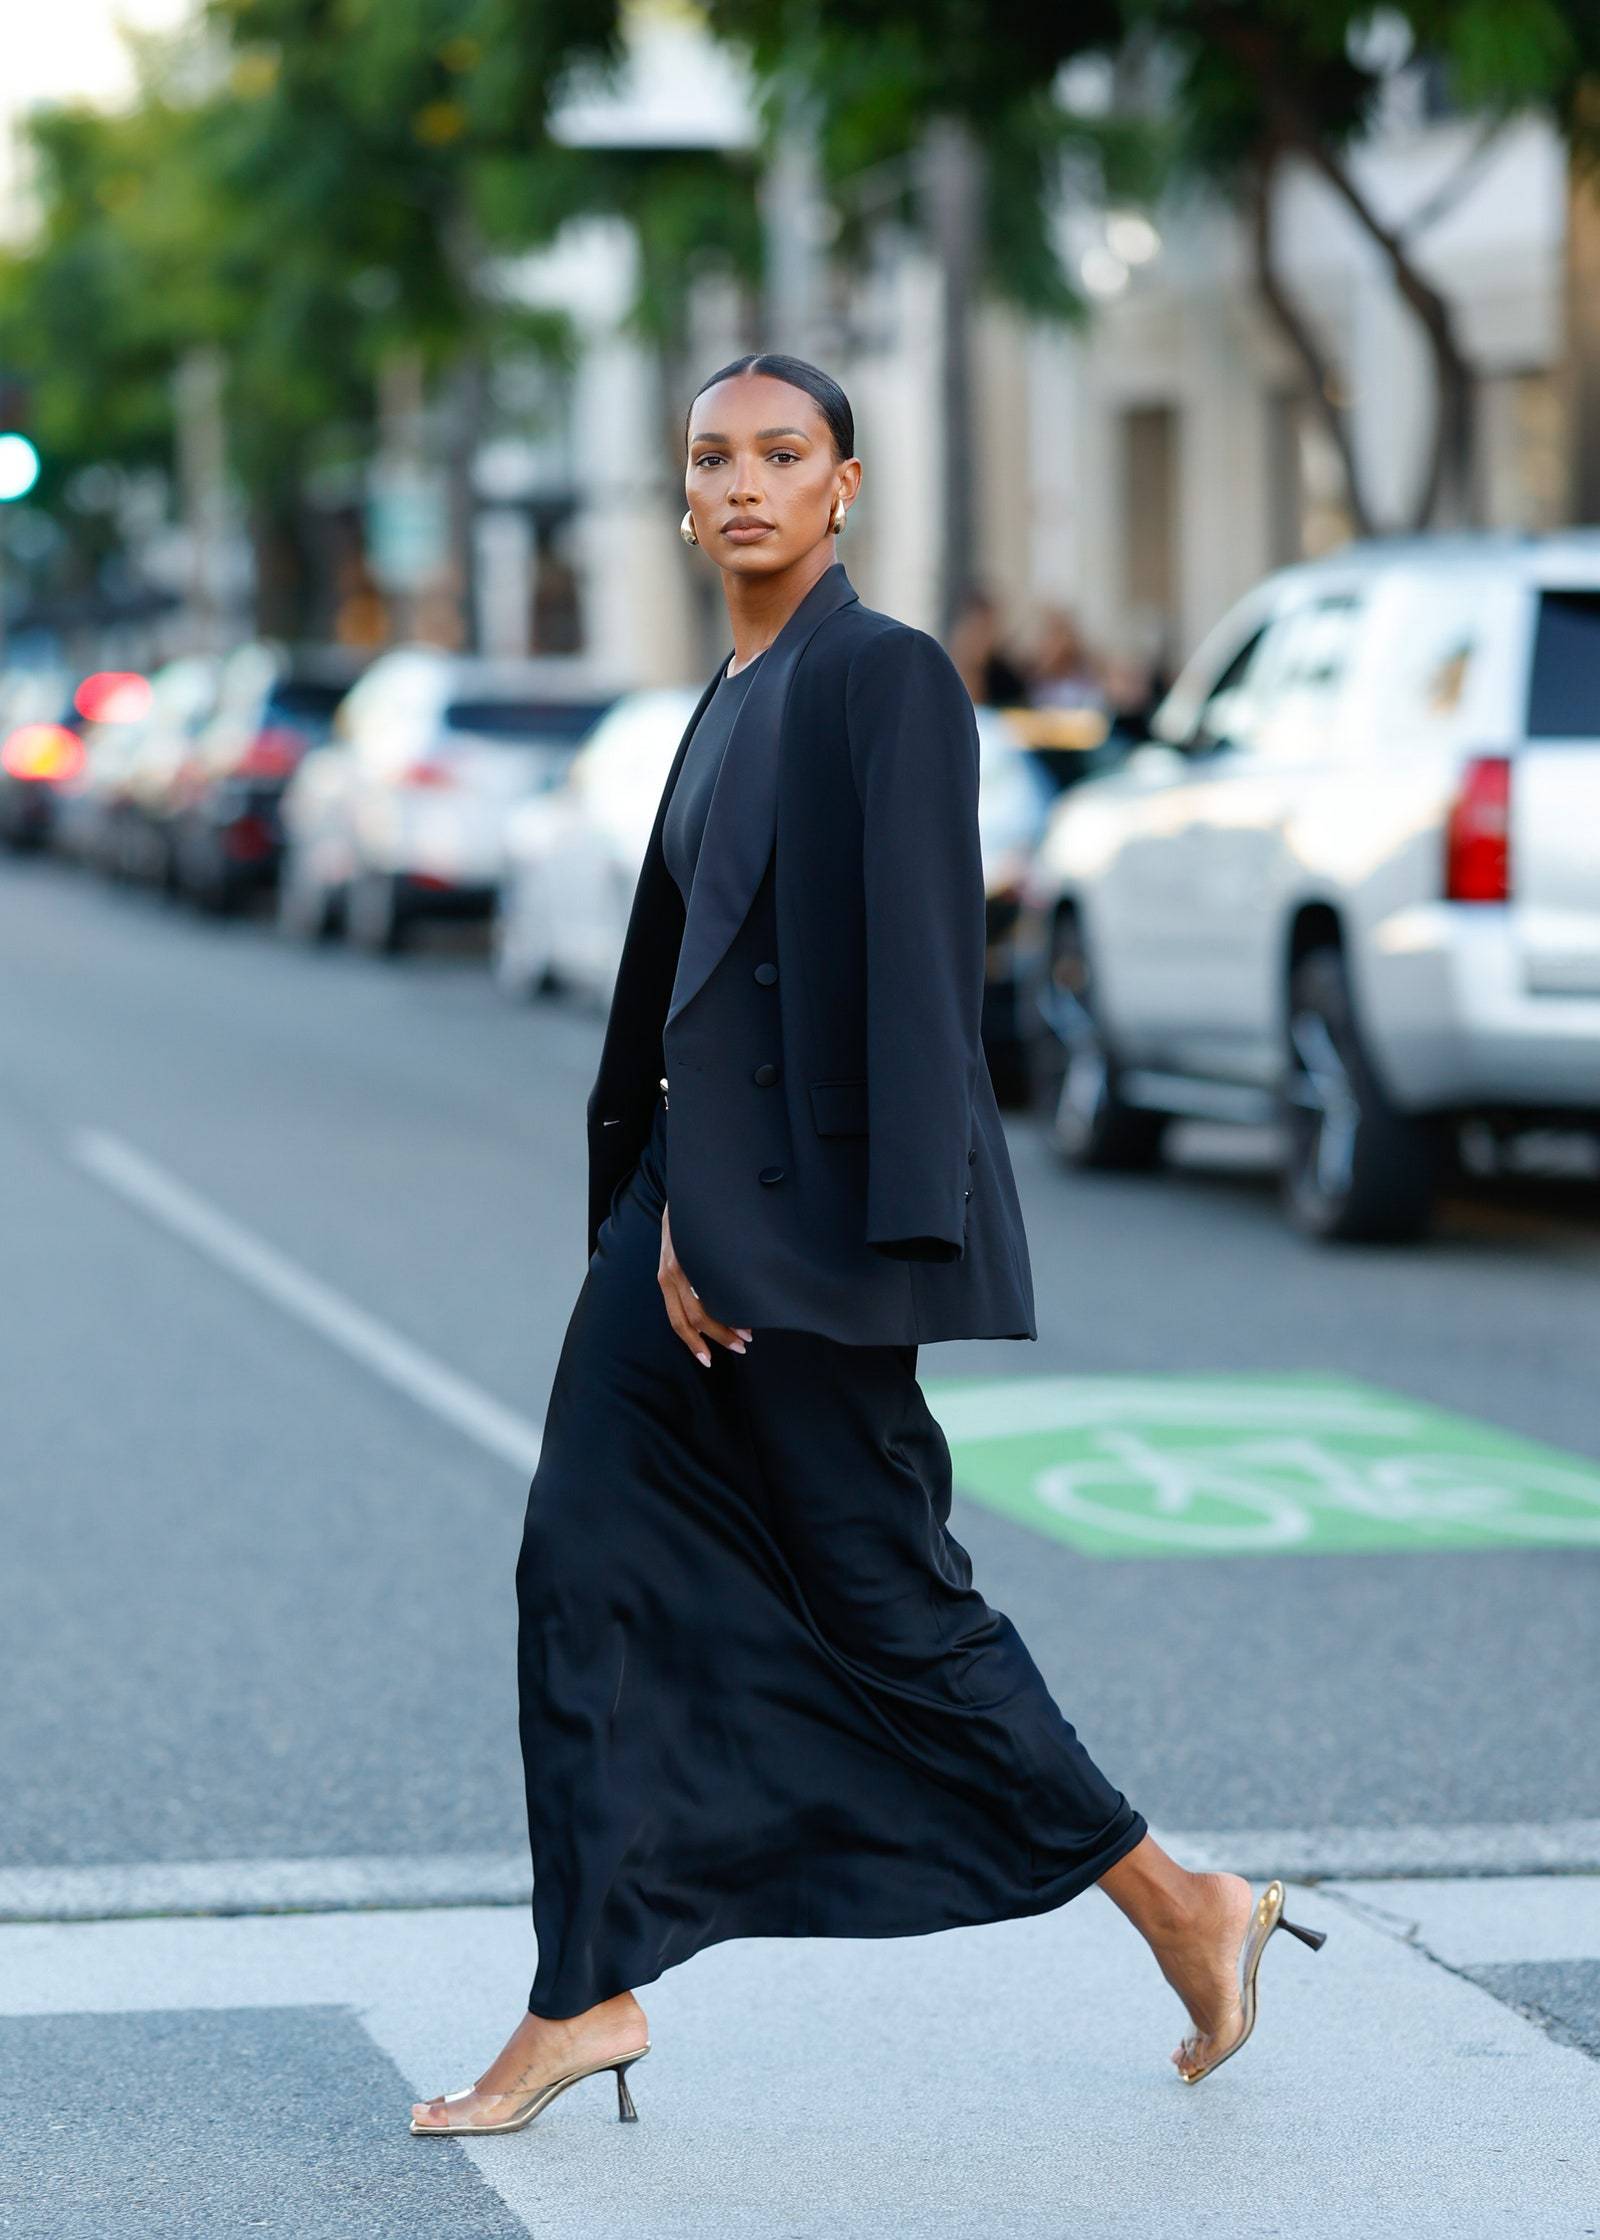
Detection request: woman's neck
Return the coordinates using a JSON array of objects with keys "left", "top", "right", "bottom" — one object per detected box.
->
[{"left": 722, "top": 555, "right": 838, "bottom": 676}]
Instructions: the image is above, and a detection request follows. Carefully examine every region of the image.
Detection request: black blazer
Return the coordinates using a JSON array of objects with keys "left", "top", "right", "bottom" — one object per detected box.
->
[{"left": 585, "top": 559, "right": 1038, "bottom": 1346}]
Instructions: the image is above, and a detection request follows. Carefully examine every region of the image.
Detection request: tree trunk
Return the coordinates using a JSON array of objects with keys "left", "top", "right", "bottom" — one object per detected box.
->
[
  {"left": 917, "top": 112, "right": 983, "bottom": 636},
  {"left": 1289, "top": 131, "right": 1476, "bottom": 528},
  {"left": 1563, "top": 85, "right": 1600, "bottom": 524},
  {"left": 248, "top": 494, "right": 313, "bottom": 641},
  {"left": 443, "top": 346, "right": 487, "bottom": 653},
  {"left": 1250, "top": 149, "right": 1375, "bottom": 538},
  {"left": 1205, "top": 12, "right": 1478, "bottom": 530}
]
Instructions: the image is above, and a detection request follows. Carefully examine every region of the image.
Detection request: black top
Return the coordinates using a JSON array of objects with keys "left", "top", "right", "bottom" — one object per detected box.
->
[{"left": 662, "top": 648, "right": 766, "bottom": 901}]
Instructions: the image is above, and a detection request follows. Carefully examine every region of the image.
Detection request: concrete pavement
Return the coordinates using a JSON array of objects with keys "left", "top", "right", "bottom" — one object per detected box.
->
[{"left": 3, "top": 1865, "right": 1597, "bottom": 2239}]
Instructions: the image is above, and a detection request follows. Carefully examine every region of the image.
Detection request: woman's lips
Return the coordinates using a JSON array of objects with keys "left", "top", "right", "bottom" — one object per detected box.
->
[{"left": 722, "top": 523, "right": 775, "bottom": 540}]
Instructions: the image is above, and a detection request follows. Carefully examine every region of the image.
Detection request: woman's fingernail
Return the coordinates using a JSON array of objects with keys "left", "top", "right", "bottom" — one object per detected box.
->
[
  {"left": 697, "top": 1349, "right": 710, "bottom": 1367},
  {"left": 737, "top": 1329, "right": 753, "bottom": 1343},
  {"left": 731, "top": 1341, "right": 746, "bottom": 1354}
]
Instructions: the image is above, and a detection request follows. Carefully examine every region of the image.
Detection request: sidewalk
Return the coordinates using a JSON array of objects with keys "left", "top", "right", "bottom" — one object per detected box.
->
[{"left": 3, "top": 1865, "right": 1598, "bottom": 2239}]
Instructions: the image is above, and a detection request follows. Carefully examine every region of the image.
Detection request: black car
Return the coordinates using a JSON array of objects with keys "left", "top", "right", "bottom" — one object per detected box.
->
[{"left": 166, "top": 645, "right": 370, "bottom": 912}]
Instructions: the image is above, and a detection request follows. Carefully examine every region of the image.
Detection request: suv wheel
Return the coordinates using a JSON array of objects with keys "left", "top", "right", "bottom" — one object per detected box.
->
[
  {"left": 277, "top": 859, "right": 336, "bottom": 942},
  {"left": 1280, "top": 946, "right": 1437, "bottom": 1241},
  {"left": 347, "top": 870, "right": 410, "bottom": 957},
  {"left": 1033, "top": 910, "right": 1168, "bottom": 1171}
]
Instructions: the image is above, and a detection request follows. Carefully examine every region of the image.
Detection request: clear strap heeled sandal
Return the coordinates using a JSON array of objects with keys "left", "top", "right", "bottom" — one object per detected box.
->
[
  {"left": 410, "top": 2043, "right": 650, "bottom": 2134},
  {"left": 1175, "top": 1879, "right": 1327, "bottom": 2084}
]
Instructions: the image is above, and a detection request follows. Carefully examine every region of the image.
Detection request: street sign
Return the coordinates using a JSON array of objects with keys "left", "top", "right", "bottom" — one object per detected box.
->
[
  {"left": 921, "top": 1372, "right": 1600, "bottom": 1558},
  {"left": 365, "top": 461, "right": 448, "bottom": 592}
]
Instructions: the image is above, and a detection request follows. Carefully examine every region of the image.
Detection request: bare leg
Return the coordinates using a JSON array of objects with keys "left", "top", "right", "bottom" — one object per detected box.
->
[
  {"left": 410, "top": 1990, "right": 649, "bottom": 2130},
  {"left": 1096, "top": 1834, "right": 1255, "bottom": 2077}
]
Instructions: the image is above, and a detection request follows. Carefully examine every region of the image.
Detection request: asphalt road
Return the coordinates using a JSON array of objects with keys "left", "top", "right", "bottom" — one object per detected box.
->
[
  {"left": 5, "top": 850, "right": 1600, "bottom": 2240},
  {"left": 3, "top": 849, "right": 1598, "bottom": 1877}
]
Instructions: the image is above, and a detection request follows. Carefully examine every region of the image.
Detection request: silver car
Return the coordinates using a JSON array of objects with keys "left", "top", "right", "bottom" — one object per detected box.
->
[
  {"left": 276, "top": 647, "right": 619, "bottom": 954},
  {"left": 1019, "top": 533, "right": 1600, "bottom": 1240}
]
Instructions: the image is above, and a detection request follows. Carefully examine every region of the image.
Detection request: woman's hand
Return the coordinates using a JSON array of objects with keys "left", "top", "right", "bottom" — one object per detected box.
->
[{"left": 659, "top": 1202, "right": 753, "bottom": 1367}]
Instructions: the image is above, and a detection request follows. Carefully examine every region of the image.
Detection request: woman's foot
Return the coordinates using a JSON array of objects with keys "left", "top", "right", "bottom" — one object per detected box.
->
[
  {"left": 1148, "top": 1870, "right": 1255, "bottom": 2078},
  {"left": 410, "top": 1989, "right": 649, "bottom": 2131}
]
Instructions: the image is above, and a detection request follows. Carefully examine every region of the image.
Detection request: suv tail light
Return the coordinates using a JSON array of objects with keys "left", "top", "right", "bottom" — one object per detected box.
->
[
  {"left": 1444, "top": 754, "right": 1511, "bottom": 902},
  {"left": 234, "top": 724, "right": 306, "bottom": 780},
  {"left": 400, "top": 760, "right": 457, "bottom": 789}
]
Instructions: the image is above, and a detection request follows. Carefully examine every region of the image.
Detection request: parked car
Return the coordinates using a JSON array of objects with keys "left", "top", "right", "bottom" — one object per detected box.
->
[
  {"left": 976, "top": 701, "right": 1121, "bottom": 1103},
  {"left": 277, "top": 648, "right": 619, "bottom": 953},
  {"left": 493, "top": 687, "right": 706, "bottom": 1003},
  {"left": 166, "top": 644, "right": 369, "bottom": 913},
  {"left": 1017, "top": 532, "right": 1600, "bottom": 1241},
  {"left": 0, "top": 666, "right": 151, "bottom": 852},
  {"left": 87, "top": 655, "right": 225, "bottom": 887}
]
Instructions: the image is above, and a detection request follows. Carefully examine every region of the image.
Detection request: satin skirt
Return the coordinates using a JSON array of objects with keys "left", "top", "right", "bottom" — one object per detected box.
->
[{"left": 516, "top": 1090, "right": 1146, "bottom": 2019}]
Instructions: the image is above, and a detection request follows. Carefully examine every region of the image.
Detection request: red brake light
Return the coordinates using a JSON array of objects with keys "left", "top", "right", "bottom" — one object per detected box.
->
[
  {"left": 400, "top": 761, "right": 456, "bottom": 788},
  {"left": 2, "top": 722, "right": 85, "bottom": 783},
  {"left": 1444, "top": 755, "right": 1511, "bottom": 903},
  {"left": 222, "top": 815, "right": 275, "bottom": 859},
  {"left": 74, "top": 670, "right": 151, "bottom": 724},
  {"left": 235, "top": 724, "right": 305, "bottom": 779}
]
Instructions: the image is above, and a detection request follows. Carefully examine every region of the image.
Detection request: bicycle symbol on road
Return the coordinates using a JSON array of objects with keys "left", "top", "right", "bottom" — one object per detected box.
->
[
  {"left": 1033, "top": 1427, "right": 1600, "bottom": 1553},
  {"left": 923, "top": 1374, "right": 1600, "bottom": 1559}
]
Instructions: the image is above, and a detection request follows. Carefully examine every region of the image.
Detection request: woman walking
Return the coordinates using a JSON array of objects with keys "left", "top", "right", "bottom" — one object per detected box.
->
[{"left": 410, "top": 354, "right": 1324, "bottom": 2136}]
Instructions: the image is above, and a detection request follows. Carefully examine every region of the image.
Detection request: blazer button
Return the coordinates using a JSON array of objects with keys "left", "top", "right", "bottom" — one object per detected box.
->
[
  {"left": 964, "top": 1186, "right": 971, "bottom": 1199},
  {"left": 753, "top": 962, "right": 778, "bottom": 985},
  {"left": 758, "top": 1164, "right": 785, "bottom": 1185},
  {"left": 968, "top": 1147, "right": 976, "bottom": 1163},
  {"left": 753, "top": 1062, "right": 779, "bottom": 1087}
]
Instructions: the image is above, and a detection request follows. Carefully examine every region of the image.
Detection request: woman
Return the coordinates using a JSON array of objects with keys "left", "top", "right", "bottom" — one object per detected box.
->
[{"left": 410, "top": 355, "right": 1325, "bottom": 2136}]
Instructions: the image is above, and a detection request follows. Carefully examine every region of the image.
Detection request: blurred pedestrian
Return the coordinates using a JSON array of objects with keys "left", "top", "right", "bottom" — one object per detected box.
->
[
  {"left": 1029, "top": 603, "right": 1107, "bottom": 712},
  {"left": 948, "top": 583, "right": 1031, "bottom": 706},
  {"left": 410, "top": 355, "right": 1328, "bottom": 2138},
  {"left": 1100, "top": 647, "right": 1167, "bottom": 740}
]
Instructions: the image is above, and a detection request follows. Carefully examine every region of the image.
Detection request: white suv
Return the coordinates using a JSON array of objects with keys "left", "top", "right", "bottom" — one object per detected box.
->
[{"left": 1019, "top": 534, "right": 1600, "bottom": 1240}]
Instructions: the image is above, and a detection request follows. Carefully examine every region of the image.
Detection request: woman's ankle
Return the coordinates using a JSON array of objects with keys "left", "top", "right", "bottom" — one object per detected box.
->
[{"left": 1098, "top": 1836, "right": 1208, "bottom": 1942}]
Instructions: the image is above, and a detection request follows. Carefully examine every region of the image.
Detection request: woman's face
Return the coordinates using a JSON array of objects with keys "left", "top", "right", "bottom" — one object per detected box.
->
[{"left": 684, "top": 374, "right": 860, "bottom": 575}]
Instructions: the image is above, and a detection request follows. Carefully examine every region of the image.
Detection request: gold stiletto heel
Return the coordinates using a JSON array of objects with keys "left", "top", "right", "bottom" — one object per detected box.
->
[
  {"left": 410, "top": 2044, "right": 650, "bottom": 2135},
  {"left": 1175, "top": 1879, "right": 1327, "bottom": 2085}
]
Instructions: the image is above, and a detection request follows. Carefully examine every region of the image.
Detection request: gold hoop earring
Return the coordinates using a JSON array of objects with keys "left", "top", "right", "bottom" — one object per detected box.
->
[
  {"left": 680, "top": 509, "right": 699, "bottom": 547},
  {"left": 830, "top": 499, "right": 846, "bottom": 535}
]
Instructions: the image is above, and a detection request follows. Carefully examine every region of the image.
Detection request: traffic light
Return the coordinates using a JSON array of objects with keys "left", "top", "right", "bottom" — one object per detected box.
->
[{"left": 0, "top": 432, "right": 41, "bottom": 502}]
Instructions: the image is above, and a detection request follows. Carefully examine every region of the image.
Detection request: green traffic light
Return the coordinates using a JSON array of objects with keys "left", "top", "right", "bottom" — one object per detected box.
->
[{"left": 0, "top": 432, "right": 42, "bottom": 501}]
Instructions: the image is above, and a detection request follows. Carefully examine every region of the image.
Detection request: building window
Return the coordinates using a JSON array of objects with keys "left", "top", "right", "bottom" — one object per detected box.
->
[
  {"left": 1120, "top": 403, "right": 1178, "bottom": 654},
  {"left": 1266, "top": 388, "right": 1357, "bottom": 564},
  {"left": 1476, "top": 369, "right": 1565, "bottom": 533}
]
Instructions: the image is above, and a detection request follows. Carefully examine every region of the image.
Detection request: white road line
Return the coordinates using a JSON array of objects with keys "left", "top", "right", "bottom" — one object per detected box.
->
[
  {"left": 8, "top": 1821, "right": 1600, "bottom": 1924},
  {"left": 70, "top": 1128, "right": 543, "bottom": 1476}
]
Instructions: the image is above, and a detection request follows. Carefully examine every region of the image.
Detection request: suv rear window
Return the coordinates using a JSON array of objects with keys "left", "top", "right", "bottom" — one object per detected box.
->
[
  {"left": 444, "top": 699, "right": 604, "bottom": 742},
  {"left": 270, "top": 681, "right": 348, "bottom": 723},
  {"left": 1527, "top": 592, "right": 1600, "bottom": 737}
]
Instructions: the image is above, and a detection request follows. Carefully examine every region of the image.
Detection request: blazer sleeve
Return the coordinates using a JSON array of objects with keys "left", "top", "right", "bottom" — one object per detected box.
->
[{"left": 845, "top": 625, "right": 984, "bottom": 1261}]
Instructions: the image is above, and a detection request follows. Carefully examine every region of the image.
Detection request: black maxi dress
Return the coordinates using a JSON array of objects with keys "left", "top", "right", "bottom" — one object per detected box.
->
[{"left": 516, "top": 646, "right": 1147, "bottom": 2021}]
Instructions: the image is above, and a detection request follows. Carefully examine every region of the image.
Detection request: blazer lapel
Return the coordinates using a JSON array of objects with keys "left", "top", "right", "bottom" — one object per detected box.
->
[{"left": 665, "top": 560, "right": 859, "bottom": 1030}]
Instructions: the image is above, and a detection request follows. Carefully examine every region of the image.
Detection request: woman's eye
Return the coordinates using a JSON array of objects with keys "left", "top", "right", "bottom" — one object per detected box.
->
[{"left": 693, "top": 451, "right": 800, "bottom": 467}]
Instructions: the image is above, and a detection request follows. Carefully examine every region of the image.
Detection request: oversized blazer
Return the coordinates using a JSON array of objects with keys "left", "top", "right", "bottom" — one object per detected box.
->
[{"left": 584, "top": 558, "right": 1038, "bottom": 1346}]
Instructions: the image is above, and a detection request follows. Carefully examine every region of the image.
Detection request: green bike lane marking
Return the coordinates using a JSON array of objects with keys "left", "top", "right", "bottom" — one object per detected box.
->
[{"left": 918, "top": 1371, "right": 1600, "bottom": 1559}]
